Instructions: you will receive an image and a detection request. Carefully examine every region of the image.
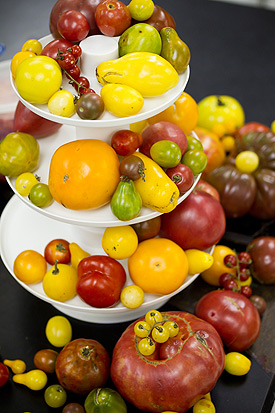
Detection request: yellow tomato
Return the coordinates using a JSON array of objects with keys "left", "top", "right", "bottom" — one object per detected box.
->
[
  {"left": 21, "top": 39, "right": 42, "bottom": 55},
  {"left": 130, "top": 119, "right": 148, "bottom": 133},
  {"left": 48, "top": 90, "right": 76, "bottom": 117},
  {"left": 120, "top": 284, "right": 144, "bottom": 308},
  {"left": 102, "top": 225, "right": 138, "bottom": 260},
  {"left": 13, "top": 250, "right": 47, "bottom": 284},
  {"left": 4, "top": 359, "right": 26, "bottom": 374},
  {"left": 271, "top": 120, "right": 275, "bottom": 133},
  {"left": 15, "top": 172, "right": 40, "bottom": 196},
  {"left": 45, "top": 316, "right": 72, "bottom": 347},
  {"left": 147, "top": 92, "right": 199, "bottom": 135},
  {"left": 224, "top": 352, "right": 251, "bottom": 376},
  {"left": 13, "top": 370, "right": 48, "bottom": 391},
  {"left": 69, "top": 242, "right": 90, "bottom": 269},
  {"left": 101, "top": 83, "right": 144, "bottom": 117},
  {"left": 235, "top": 150, "right": 259, "bottom": 173},
  {"left": 193, "top": 398, "right": 216, "bottom": 413},
  {"left": 42, "top": 262, "right": 78, "bottom": 302},
  {"left": 185, "top": 249, "right": 213, "bottom": 275},
  {"left": 128, "top": 0, "right": 154, "bottom": 20},
  {"left": 128, "top": 238, "right": 189, "bottom": 294},
  {"left": 10, "top": 51, "right": 36, "bottom": 78},
  {"left": 200, "top": 245, "right": 236, "bottom": 286},
  {"left": 15, "top": 55, "right": 62, "bottom": 104}
]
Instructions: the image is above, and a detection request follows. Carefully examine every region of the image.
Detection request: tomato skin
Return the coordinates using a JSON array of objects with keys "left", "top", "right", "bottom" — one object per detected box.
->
[
  {"left": 57, "top": 10, "right": 89, "bottom": 42},
  {"left": 77, "top": 255, "right": 126, "bottom": 307},
  {"left": 166, "top": 163, "right": 194, "bottom": 195},
  {"left": 41, "top": 39, "right": 74, "bottom": 61},
  {"left": 195, "top": 289, "right": 261, "bottom": 351},
  {"left": 44, "top": 384, "right": 67, "bottom": 408},
  {"left": 13, "top": 250, "right": 47, "bottom": 284},
  {"left": 33, "top": 349, "right": 59, "bottom": 373},
  {"left": 45, "top": 316, "right": 72, "bottom": 348},
  {"left": 95, "top": 0, "right": 132, "bottom": 37},
  {"left": 44, "top": 238, "right": 71, "bottom": 265},
  {"left": 111, "top": 129, "right": 143, "bottom": 156},
  {"left": 84, "top": 387, "right": 127, "bottom": 413},
  {"left": 0, "top": 362, "right": 9, "bottom": 387}
]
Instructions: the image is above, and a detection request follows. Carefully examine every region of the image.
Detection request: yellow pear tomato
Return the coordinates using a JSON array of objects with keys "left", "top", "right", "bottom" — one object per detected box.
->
[{"left": 185, "top": 249, "right": 213, "bottom": 275}]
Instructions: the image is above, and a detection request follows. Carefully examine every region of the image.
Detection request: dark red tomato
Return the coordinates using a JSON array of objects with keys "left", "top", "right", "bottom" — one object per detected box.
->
[
  {"left": 219, "top": 273, "right": 233, "bottom": 287},
  {"left": 0, "top": 362, "right": 9, "bottom": 386},
  {"left": 119, "top": 155, "right": 145, "bottom": 181},
  {"left": 44, "top": 239, "right": 71, "bottom": 265},
  {"left": 224, "top": 254, "right": 237, "bottom": 269},
  {"left": 166, "top": 164, "right": 194, "bottom": 195},
  {"left": 62, "top": 403, "right": 85, "bottom": 413},
  {"left": 74, "top": 76, "right": 90, "bottom": 93},
  {"left": 111, "top": 130, "right": 143, "bottom": 156},
  {"left": 95, "top": 0, "right": 131, "bottom": 36},
  {"left": 238, "top": 251, "right": 252, "bottom": 267},
  {"left": 57, "top": 51, "right": 76, "bottom": 70},
  {"left": 58, "top": 10, "right": 90, "bottom": 42},
  {"left": 247, "top": 236, "right": 275, "bottom": 284},
  {"left": 33, "top": 349, "right": 59, "bottom": 374},
  {"left": 41, "top": 39, "right": 74, "bottom": 61},
  {"left": 76, "top": 93, "right": 104, "bottom": 120},
  {"left": 250, "top": 295, "right": 267, "bottom": 316},
  {"left": 240, "top": 285, "right": 252, "bottom": 298},
  {"left": 195, "top": 289, "right": 261, "bottom": 351},
  {"left": 65, "top": 64, "right": 81, "bottom": 80},
  {"left": 223, "top": 278, "right": 239, "bottom": 291},
  {"left": 77, "top": 255, "right": 126, "bottom": 307},
  {"left": 132, "top": 216, "right": 161, "bottom": 242},
  {"left": 70, "top": 45, "right": 82, "bottom": 59}
]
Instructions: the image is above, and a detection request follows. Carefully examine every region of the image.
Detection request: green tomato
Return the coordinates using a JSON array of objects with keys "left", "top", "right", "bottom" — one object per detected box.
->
[
  {"left": 181, "top": 149, "right": 208, "bottom": 175},
  {"left": 15, "top": 172, "right": 40, "bottom": 196},
  {"left": 84, "top": 388, "right": 127, "bottom": 413},
  {"left": 44, "top": 384, "right": 67, "bottom": 408},
  {"left": 111, "top": 178, "right": 142, "bottom": 221},
  {"left": 186, "top": 135, "right": 203, "bottom": 151},
  {"left": 28, "top": 183, "right": 53, "bottom": 208},
  {"left": 118, "top": 23, "right": 162, "bottom": 57},
  {"left": 128, "top": 0, "right": 154, "bottom": 21},
  {"left": 0, "top": 132, "right": 39, "bottom": 178},
  {"left": 150, "top": 140, "right": 182, "bottom": 168}
]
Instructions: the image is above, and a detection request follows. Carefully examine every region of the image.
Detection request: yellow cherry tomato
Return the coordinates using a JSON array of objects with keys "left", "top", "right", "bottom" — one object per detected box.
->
[
  {"left": 134, "top": 320, "right": 151, "bottom": 338},
  {"left": 193, "top": 398, "right": 216, "bottom": 413},
  {"left": 101, "top": 83, "right": 144, "bottom": 117},
  {"left": 120, "top": 284, "right": 144, "bottom": 309},
  {"left": 15, "top": 55, "right": 62, "bottom": 104},
  {"left": 185, "top": 249, "right": 213, "bottom": 275},
  {"left": 138, "top": 337, "right": 155, "bottom": 356},
  {"left": 13, "top": 250, "right": 47, "bottom": 284},
  {"left": 128, "top": 0, "right": 155, "bottom": 20},
  {"left": 200, "top": 245, "right": 236, "bottom": 286},
  {"left": 10, "top": 51, "right": 36, "bottom": 78},
  {"left": 221, "top": 135, "right": 237, "bottom": 154},
  {"left": 235, "top": 150, "right": 259, "bottom": 173},
  {"left": 15, "top": 172, "right": 40, "bottom": 196},
  {"left": 224, "top": 352, "right": 251, "bottom": 376},
  {"left": 102, "top": 225, "right": 138, "bottom": 260},
  {"left": 42, "top": 262, "right": 78, "bottom": 302},
  {"left": 13, "top": 369, "right": 48, "bottom": 391},
  {"left": 21, "top": 39, "right": 42, "bottom": 55},
  {"left": 4, "top": 359, "right": 26, "bottom": 374},
  {"left": 48, "top": 90, "right": 76, "bottom": 117},
  {"left": 45, "top": 316, "right": 72, "bottom": 347},
  {"left": 145, "top": 309, "right": 163, "bottom": 326}
]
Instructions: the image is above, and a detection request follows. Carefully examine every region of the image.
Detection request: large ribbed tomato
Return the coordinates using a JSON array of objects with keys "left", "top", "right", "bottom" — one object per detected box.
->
[{"left": 48, "top": 139, "right": 120, "bottom": 210}]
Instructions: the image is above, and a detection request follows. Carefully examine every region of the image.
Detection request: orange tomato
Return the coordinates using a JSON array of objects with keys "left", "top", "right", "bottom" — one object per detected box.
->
[
  {"left": 147, "top": 92, "right": 199, "bottom": 135},
  {"left": 13, "top": 250, "right": 47, "bottom": 284},
  {"left": 200, "top": 245, "right": 236, "bottom": 286},
  {"left": 10, "top": 51, "right": 35, "bottom": 78},
  {"left": 128, "top": 238, "right": 188, "bottom": 295},
  {"left": 194, "top": 127, "right": 226, "bottom": 176},
  {"left": 48, "top": 139, "right": 120, "bottom": 210}
]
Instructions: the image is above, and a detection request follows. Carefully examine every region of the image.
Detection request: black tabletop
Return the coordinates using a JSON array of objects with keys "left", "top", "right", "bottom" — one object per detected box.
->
[{"left": 0, "top": 1, "right": 275, "bottom": 412}]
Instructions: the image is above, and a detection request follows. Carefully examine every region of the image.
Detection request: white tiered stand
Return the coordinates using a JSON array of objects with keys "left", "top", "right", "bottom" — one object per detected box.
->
[{"left": 0, "top": 34, "right": 208, "bottom": 323}]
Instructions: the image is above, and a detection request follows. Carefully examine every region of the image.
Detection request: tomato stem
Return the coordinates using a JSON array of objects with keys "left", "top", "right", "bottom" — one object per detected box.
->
[{"left": 52, "top": 260, "right": 59, "bottom": 275}]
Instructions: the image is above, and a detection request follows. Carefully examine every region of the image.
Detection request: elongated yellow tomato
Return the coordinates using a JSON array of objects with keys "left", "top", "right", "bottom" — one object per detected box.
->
[
  {"left": 185, "top": 249, "right": 213, "bottom": 275},
  {"left": 13, "top": 370, "right": 48, "bottom": 391},
  {"left": 200, "top": 245, "right": 236, "bottom": 286},
  {"left": 96, "top": 52, "right": 179, "bottom": 97},
  {"left": 224, "top": 352, "right": 251, "bottom": 376},
  {"left": 101, "top": 84, "right": 144, "bottom": 117},
  {"left": 132, "top": 152, "right": 179, "bottom": 213}
]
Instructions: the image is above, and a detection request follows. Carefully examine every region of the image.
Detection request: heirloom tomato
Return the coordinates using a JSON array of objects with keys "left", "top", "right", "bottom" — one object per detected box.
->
[
  {"left": 21, "top": 39, "right": 42, "bottom": 55},
  {"left": 111, "top": 129, "right": 143, "bottom": 156},
  {"left": 41, "top": 39, "right": 74, "bottom": 61},
  {"left": 224, "top": 352, "right": 251, "bottom": 376},
  {"left": 62, "top": 403, "right": 85, "bottom": 413},
  {"left": 13, "top": 369, "right": 48, "bottom": 390},
  {"left": 10, "top": 51, "right": 36, "bottom": 78},
  {"left": 44, "top": 384, "right": 67, "bottom": 408},
  {"left": 166, "top": 164, "right": 194, "bottom": 195},
  {"left": 194, "top": 127, "right": 225, "bottom": 176},
  {"left": 29, "top": 183, "right": 53, "bottom": 208},
  {"left": 134, "top": 4, "right": 176, "bottom": 32},
  {"left": 45, "top": 316, "right": 72, "bottom": 348},
  {"left": 84, "top": 387, "right": 127, "bottom": 413},
  {"left": 48, "top": 90, "right": 76, "bottom": 117},
  {"left": 13, "top": 250, "right": 47, "bottom": 284},
  {"left": 150, "top": 140, "right": 182, "bottom": 168},
  {"left": 131, "top": 216, "right": 161, "bottom": 242},
  {"left": 120, "top": 284, "right": 144, "bottom": 309},
  {"left": 3, "top": 359, "right": 26, "bottom": 374},
  {"left": 43, "top": 262, "right": 78, "bottom": 302},
  {"left": 247, "top": 236, "right": 275, "bottom": 284},
  {"left": 102, "top": 225, "right": 138, "bottom": 260},
  {"left": 33, "top": 349, "right": 59, "bottom": 373},
  {"left": 57, "top": 10, "right": 89, "bottom": 42},
  {"left": 200, "top": 245, "right": 236, "bottom": 286},
  {"left": 44, "top": 238, "right": 71, "bottom": 265},
  {"left": 0, "top": 362, "right": 9, "bottom": 386},
  {"left": 128, "top": 0, "right": 154, "bottom": 21},
  {"left": 95, "top": 0, "right": 132, "bottom": 37},
  {"left": 15, "top": 172, "right": 40, "bottom": 196}
]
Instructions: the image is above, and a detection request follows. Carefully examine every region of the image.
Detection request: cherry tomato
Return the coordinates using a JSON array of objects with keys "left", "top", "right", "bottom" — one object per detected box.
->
[
  {"left": 45, "top": 316, "right": 72, "bottom": 348},
  {"left": 0, "top": 362, "right": 9, "bottom": 386},
  {"left": 224, "top": 254, "right": 237, "bottom": 269},
  {"left": 128, "top": 0, "right": 154, "bottom": 21},
  {"left": 13, "top": 250, "right": 47, "bottom": 284},
  {"left": 238, "top": 251, "right": 252, "bottom": 267},
  {"left": 224, "top": 352, "right": 251, "bottom": 376},
  {"left": 166, "top": 163, "right": 194, "bottom": 194},
  {"left": 62, "top": 403, "right": 85, "bottom": 413},
  {"left": 57, "top": 51, "right": 76, "bottom": 70},
  {"left": 95, "top": 0, "right": 132, "bottom": 37},
  {"left": 131, "top": 216, "right": 161, "bottom": 242},
  {"left": 235, "top": 150, "right": 259, "bottom": 173},
  {"left": 44, "top": 238, "right": 71, "bottom": 265},
  {"left": 181, "top": 149, "right": 208, "bottom": 175},
  {"left": 29, "top": 183, "right": 53, "bottom": 208},
  {"left": 41, "top": 39, "right": 74, "bottom": 62},
  {"left": 163, "top": 321, "right": 180, "bottom": 337},
  {"left": 219, "top": 272, "right": 234, "bottom": 287},
  {"left": 240, "top": 285, "right": 252, "bottom": 298},
  {"left": 186, "top": 135, "right": 203, "bottom": 151},
  {"left": 111, "top": 129, "right": 143, "bottom": 156},
  {"left": 120, "top": 284, "right": 144, "bottom": 309},
  {"left": 57, "top": 10, "right": 89, "bottom": 42},
  {"left": 134, "top": 320, "right": 151, "bottom": 338},
  {"left": 145, "top": 310, "right": 163, "bottom": 326},
  {"left": 138, "top": 337, "right": 156, "bottom": 356},
  {"left": 33, "top": 349, "right": 59, "bottom": 373},
  {"left": 15, "top": 172, "right": 40, "bottom": 196},
  {"left": 44, "top": 384, "right": 67, "bottom": 408},
  {"left": 21, "top": 39, "right": 42, "bottom": 55},
  {"left": 76, "top": 93, "right": 104, "bottom": 120},
  {"left": 3, "top": 359, "right": 26, "bottom": 374},
  {"left": 223, "top": 278, "right": 239, "bottom": 291},
  {"left": 70, "top": 45, "right": 82, "bottom": 59},
  {"left": 74, "top": 76, "right": 90, "bottom": 94},
  {"left": 65, "top": 64, "right": 81, "bottom": 80},
  {"left": 250, "top": 295, "right": 267, "bottom": 315},
  {"left": 48, "top": 90, "right": 76, "bottom": 118},
  {"left": 102, "top": 225, "right": 138, "bottom": 260},
  {"left": 150, "top": 140, "right": 182, "bottom": 168},
  {"left": 193, "top": 398, "right": 216, "bottom": 413},
  {"left": 13, "top": 369, "right": 48, "bottom": 390},
  {"left": 152, "top": 326, "right": 170, "bottom": 343},
  {"left": 119, "top": 155, "right": 145, "bottom": 181}
]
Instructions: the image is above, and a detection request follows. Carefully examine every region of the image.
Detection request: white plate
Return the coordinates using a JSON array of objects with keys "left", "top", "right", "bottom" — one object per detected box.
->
[{"left": 0, "top": 196, "right": 212, "bottom": 324}]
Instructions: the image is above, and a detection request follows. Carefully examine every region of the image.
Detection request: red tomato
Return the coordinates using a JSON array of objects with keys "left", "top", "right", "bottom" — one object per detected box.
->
[
  {"left": 195, "top": 178, "right": 220, "bottom": 202},
  {"left": 111, "top": 130, "right": 143, "bottom": 156},
  {"left": 166, "top": 163, "right": 194, "bottom": 195},
  {"left": 195, "top": 289, "right": 261, "bottom": 351},
  {"left": 44, "top": 239, "right": 71, "bottom": 265},
  {"left": 0, "top": 362, "right": 9, "bottom": 387},
  {"left": 235, "top": 121, "right": 270, "bottom": 141},
  {"left": 77, "top": 255, "right": 126, "bottom": 307},
  {"left": 247, "top": 236, "right": 275, "bottom": 284},
  {"left": 57, "top": 10, "right": 90, "bottom": 42},
  {"left": 95, "top": 0, "right": 131, "bottom": 36},
  {"left": 41, "top": 39, "right": 74, "bottom": 61}
]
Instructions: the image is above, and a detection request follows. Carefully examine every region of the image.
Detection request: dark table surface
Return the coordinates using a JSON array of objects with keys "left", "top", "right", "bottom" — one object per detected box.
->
[{"left": 0, "top": 0, "right": 275, "bottom": 412}]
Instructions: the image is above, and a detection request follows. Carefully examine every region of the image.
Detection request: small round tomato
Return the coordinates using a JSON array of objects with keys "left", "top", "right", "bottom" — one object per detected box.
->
[
  {"left": 128, "top": 0, "right": 154, "bottom": 20},
  {"left": 29, "top": 183, "right": 53, "bottom": 208},
  {"left": 84, "top": 388, "right": 127, "bottom": 413},
  {"left": 138, "top": 337, "right": 156, "bottom": 356},
  {"left": 201, "top": 245, "right": 237, "bottom": 286},
  {"left": 44, "top": 384, "right": 67, "bottom": 408},
  {"left": 119, "top": 155, "right": 145, "bottom": 181},
  {"left": 48, "top": 90, "right": 76, "bottom": 117},
  {"left": 181, "top": 149, "right": 208, "bottom": 175},
  {"left": 152, "top": 326, "right": 170, "bottom": 343},
  {"left": 111, "top": 129, "right": 143, "bottom": 156},
  {"left": 224, "top": 352, "right": 251, "bottom": 376},
  {"left": 120, "top": 284, "right": 144, "bottom": 309},
  {"left": 131, "top": 216, "right": 161, "bottom": 242},
  {"left": 0, "top": 362, "right": 9, "bottom": 387},
  {"left": 186, "top": 135, "right": 203, "bottom": 151},
  {"left": 102, "top": 225, "right": 138, "bottom": 260},
  {"left": 76, "top": 93, "right": 104, "bottom": 120},
  {"left": 134, "top": 320, "right": 151, "bottom": 338},
  {"left": 13, "top": 250, "right": 47, "bottom": 284},
  {"left": 166, "top": 163, "right": 194, "bottom": 194},
  {"left": 150, "top": 140, "right": 182, "bottom": 168},
  {"left": 95, "top": 0, "right": 132, "bottom": 36},
  {"left": 250, "top": 295, "right": 267, "bottom": 315},
  {"left": 145, "top": 310, "right": 163, "bottom": 326},
  {"left": 44, "top": 238, "right": 71, "bottom": 265},
  {"left": 45, "top": 316, "right": 72, "bottom": 348},
  {"left": 62, "top": 403, "right": 85, "bottom": 413},
  {"left": 21, "top": 39, "right": 42, "bottom": 55},
  {"left": 57, "top": 10, "right": 89, "bottom": 42},
  {"left": 15, "top": 172, "right": 40, "bottom": 196},
  {"left": 10, "top": 50, "right": 36, "bottom": 78},
  {"left": 33, "top": 349, "right": 59, "bottom": 373},
  {"left": 235, "top": 150, "right": 259, "bottom": 173}
]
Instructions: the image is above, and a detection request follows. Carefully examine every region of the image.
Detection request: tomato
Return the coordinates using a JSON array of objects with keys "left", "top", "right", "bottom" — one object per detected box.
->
[
  {"left": 45, "top": 316, "right": 72, "bottom": 348},
  {"left": 195, "top": 179, "right": 220, "bottom": 202},
  {"left": 235, "top": 150, "right": 259, "bottom": 173},
  {"left": 102, "top": 225, "right": 138, "bottom": 260},
  {"left": 0, "top": 362, "right": 9, "bottom": 387},
  {"left": 13, "top": 369, "right": 48, "bottom": 390},
  {"left": 181, "top": 149, "right": 208, "bottom": 175},
  {"left": 95, "top": 0, "right": 132, "bottom": 36},
  {"left": 138, "top": 337, "right": 156, "bottom": 356},
  {"left": 44, "top": 239, "right": 70, "bottom": 265},
  {"left": 10, "top": 51, "right": 36, "bottom": 78},
  {"left": 194, "top": 127, "right": 225, "bottom": 176},
  {"left": 111, "top": 129, "right": 143, "bottom": 156},
  {"left": 186, "top": 135, "right": 203, "bottom": 151},
  {"left": 15, "top": 172, "right": 40, "bottom": 196},
  {"left": 185, "top": 249, "right": 213, "bottom": 275},
  {"left": 21, "top": 39, "right": 42, "bottom": 55},
  {"left": 55, "top": 338, "right": 110, "bottom": 395},
  {"left": 111, "top": 177, "right": 142, "bottom": 221},
  {"left": 131, "top": 216, "right": 161, "bottom": 242},
  {"left": 101, "top": 83, "right": 144, "bottom": 117},
  {"left": 33, "top": 349, "right": 59, "bottom": 373},
  {"left": 44, "top": 384, "right": 67, "bottom": 408},
  {"left": 15, "top": 55, "right": 63, "bottom": 104},
  {"left": 147, "top": 92, "right": 199, "bottom": 135},
  {"left": 48, "top": 90, "right": 76, "bottom": 117},
  {"left": 62, "top": 403, "right": 85, "bottom": 413},
  {"left": 43, "top": 262, "right": 78, "bottom": 302},
  {"left": 250, "top": 295, "right": 267, "bottom": 315},
  {"left": 75, "top": 92, "right": 104, "bottom": 119},
  {"left": 193, "top": 398, "right": 216, "bottom": 413},
  {"left": 119, "top": 155, "right": 145, "bottom": 181},
  {"left": 0, "top": 132, "right": 39, "bottom": 178},
  {"left": 128, "top": 0, "right": 154, "bottom": 21},
  {"left": 150, "top": 140, "right": 182, "bottom": 168},
  {"left": 3, "top": 359, "right": 26, "bottom": 374},
  {"left": 41, "top": 39, "right": 74, "bottom": 61},
  {"left": 247, "top": 236, "right": 275, "bottom": 284},
  {"left": 195, "top": 289, "right": 261, "bottom": 351},
  {"left": 128, "top": 238, "right": 189, "bottom": 295},
  {"left": 200, "top": 245, "right": 236, "bottom": 286},
  {"left": 13, "top": 250, "right": 47, "bottom": 284},
  {"left": 48, "top": 139, "right": 120, "bottom": 210},
  {"left": 29, "top": 183, "right": 53, "bottom": 208},
  {"left": 224, "top": 352, "right": 251, "bottom": 376},
  {"left": 77, "top": 255, "right": 126, "bottom": 307},
  {"left": 84, "top": 387, "right": 127, "bottom": 413},
  {"left": 69, "top": 242, "right": 90, "bottom": 270},
  {"left": 120, "top": 284, "right": 144, "bottom": 308},
  {"left": 57, "top": 10, "right": 89, "bottom": 42},
  {"left": 235, "top": 121, "right": 270, "bottom": 141}
]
